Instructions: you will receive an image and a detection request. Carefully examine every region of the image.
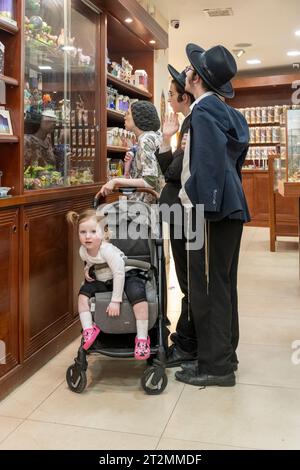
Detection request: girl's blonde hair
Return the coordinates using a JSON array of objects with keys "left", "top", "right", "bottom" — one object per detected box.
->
[{"left": 66, "top": 209, "right": 110, "bottom": 241}]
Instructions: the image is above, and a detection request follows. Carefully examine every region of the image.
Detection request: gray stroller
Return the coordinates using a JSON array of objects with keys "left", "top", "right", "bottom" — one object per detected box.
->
[{"left": 66, "top": 187, "right": 169, "bottom": 395}]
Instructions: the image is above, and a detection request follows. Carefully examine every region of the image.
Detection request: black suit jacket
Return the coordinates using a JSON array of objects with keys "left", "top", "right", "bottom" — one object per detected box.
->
[
  {"left": 185, "top": 95, "right": 250, "bottom": 222},
  {"left": 156, "top": 114, "right": 191, "bottom": 207}
]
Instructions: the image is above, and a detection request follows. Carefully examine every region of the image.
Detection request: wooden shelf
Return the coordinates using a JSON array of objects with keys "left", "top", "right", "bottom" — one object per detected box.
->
[
  {"left": 107, "top": 73, "right": 152, "bottom": 99},
  {"left": 247, "top": 122, "right": 280, "bottom": 127},
  {"left": 0, "top": 135, "right": 19, "bottom": 143},
  {"left": 242, "top": 169, "right": 268, "bottom": 173},
  {"left": 107, "top": 108, "right": 126, "bottom": 122},
  {"left": 0, "top": 17, "right": 18, "bottom": 34},
  {"left": 107, "top": 145, "right": 128, "bottom": 153},
  {"left": 249, "top": 142, "right": 279, "bottom": 146},
  {"left": 0, "top": 74, "right": 19, "bottom": 86}
]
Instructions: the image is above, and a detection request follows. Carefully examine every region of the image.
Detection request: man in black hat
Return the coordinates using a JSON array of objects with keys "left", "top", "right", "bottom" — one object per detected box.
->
[{"left": 175, "top": 44, "right": 250, "bottom": 387}]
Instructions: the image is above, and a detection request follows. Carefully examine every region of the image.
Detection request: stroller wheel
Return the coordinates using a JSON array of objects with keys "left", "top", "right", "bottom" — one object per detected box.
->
[
  {"left": 146, "top": 356, "right": 154, "bottom": 366},
  {"left": 141, "top": 366, "right": 168, "bottom": 395},
  {"left": 66, "top": 365, "right": 87, "bottom": 393}
]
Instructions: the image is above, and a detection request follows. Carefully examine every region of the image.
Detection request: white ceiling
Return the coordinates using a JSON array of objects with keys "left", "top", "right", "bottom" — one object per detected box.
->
[{"left": 151, "top": 0, "right": 300, "bottom": 74}]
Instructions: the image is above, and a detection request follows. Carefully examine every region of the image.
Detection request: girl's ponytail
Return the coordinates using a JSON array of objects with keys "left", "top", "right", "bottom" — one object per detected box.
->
[{"left": 66, "top": 211, "right": 80, "bottom": 225}]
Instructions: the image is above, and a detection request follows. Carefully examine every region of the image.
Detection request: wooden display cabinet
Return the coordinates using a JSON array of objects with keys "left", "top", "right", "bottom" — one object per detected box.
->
[
  {"left": 231, "top": 74, "right": 299, "bottom": 230},
  {"left": 0, "top": 0, "right": 167, "bottom": 400}
]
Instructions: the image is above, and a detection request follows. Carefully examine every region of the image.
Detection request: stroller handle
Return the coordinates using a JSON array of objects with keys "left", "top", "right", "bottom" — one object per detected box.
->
[{"left": 93, "top": 186, "right": 159, "bottom": 208}]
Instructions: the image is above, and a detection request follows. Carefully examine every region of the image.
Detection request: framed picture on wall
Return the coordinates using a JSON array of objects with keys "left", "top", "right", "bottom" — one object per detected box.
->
[{"left": 0, "top": 108, "right": 13, "bottom": 135}]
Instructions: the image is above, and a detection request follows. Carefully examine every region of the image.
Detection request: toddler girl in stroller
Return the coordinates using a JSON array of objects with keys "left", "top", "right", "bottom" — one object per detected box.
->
[{"left": 66, "top": 208, "right": 151, "bottom": 360}]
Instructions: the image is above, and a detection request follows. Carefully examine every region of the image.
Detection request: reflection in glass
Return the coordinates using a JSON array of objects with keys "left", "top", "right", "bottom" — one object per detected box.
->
[{"left": 23, "top": 0, "right": 99, "bottom": 190}]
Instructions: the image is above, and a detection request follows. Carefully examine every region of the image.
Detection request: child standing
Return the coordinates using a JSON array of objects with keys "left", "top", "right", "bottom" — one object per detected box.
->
[{"left": 67, "top": 209, "right": 151, "bottom": 359}]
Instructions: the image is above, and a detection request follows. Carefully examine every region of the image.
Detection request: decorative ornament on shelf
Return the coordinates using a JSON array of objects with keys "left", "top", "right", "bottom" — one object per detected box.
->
[
  {"left": 26, "top": 0, "right": 41, "bottom": 14},
  {"left": 122, "top": 57, "right": 133, "bottom": 83},
  {"left": 77, "top": 48, "right": 91, "bottom": 66}
]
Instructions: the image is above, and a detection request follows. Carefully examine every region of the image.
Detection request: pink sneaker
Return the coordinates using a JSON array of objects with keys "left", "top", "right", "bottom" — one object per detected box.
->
[
  {"left": 134, "top": 336, "right": 150, "bottom": 360},
  {"left": 82, "top": 325, "right": 100, "bottom": 350}
]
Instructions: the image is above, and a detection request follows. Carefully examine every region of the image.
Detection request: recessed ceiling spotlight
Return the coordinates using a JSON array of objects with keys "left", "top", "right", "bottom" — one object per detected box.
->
[
  {"left": 295, "top": 30, "right": 300, "bottom": 36},
  {"left": 234, "top": 43, "right": 252, "bottom": 48},
  {"left": 246, "top": 59, "right": 261, "bottom": 65},
  {"left": 287, "top": 50, "right": 300, "bottom": 56},
  {"left": 149, "top": 40, "right": 156, "bottom": 44},
  {"left": 125, "top": 17, "right": 133, "bottom": 23}
]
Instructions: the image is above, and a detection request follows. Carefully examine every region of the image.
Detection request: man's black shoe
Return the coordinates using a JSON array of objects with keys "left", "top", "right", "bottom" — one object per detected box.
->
[
  {"left": 175, "top": 369, "right": 236, "bottom": 387},
  {"left": 166, "top": 344, "right": 197, "bottom": 368},
  {"left": 181, "top": 360, "right": 238, "bottom": 373}
]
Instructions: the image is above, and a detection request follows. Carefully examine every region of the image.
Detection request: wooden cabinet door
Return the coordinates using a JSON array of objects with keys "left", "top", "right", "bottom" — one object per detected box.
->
[
  {"left": 242, "top": 173, "right": 255, "bottom": 219},
  {"left": 21, "top": 201, "right": 75, "bottom": 359},
  {"left": 0, "top": 209, "right": 19, "bottom": 377},
  {"left": 253, "top": 172, "right": 269, "bottom": 225},
  {"left": 21, "top": 195, "right": 93, "bottom": 360}
]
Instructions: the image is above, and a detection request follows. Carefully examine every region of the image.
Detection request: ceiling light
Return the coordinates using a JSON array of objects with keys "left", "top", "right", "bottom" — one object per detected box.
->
[
  {"left": 149, "top": 40, "right": 156, "bottom": 44},
  {"left": 246, "top": 59, "right": 261, "bottom": 65},
  {"left": 203, "top": 8, "right": 233, "bottom": 17},
  {"left": 125, "top": 18, "right": 133, "bottom": 23},
  {"left": 234, "top": 42, "right": 252, "bottom": 48},
  {"left": 295, "top": 30, "right": 300, "bottom": 36},
  {"left": 38, "top": 65, "right": 52, "bottom": 70},
  {"left": 287, "top": 50, "right": 300, "bottom": 56},
  {"left": 232, "top": 49, "right": 245, "bottom": 58}
]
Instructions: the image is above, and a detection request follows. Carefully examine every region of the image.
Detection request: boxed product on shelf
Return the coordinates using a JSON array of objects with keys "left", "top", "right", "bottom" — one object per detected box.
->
[
  {"left": 107, "top": 158, "right": 124, "bottom": 179},
  {"left": 133, "top": 69, "right": 148, "bottom": 90},
  {"left": 0, "top": 41, "right": 4, "bottom": 75},
  {"left": 238, "top": 105, "right": 287, "bottom": 125}
]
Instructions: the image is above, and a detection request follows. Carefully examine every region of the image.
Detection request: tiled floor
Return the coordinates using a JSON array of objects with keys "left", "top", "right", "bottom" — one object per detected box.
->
[{"left": 0, "top": 227, "right": 300, "bottom": 450}]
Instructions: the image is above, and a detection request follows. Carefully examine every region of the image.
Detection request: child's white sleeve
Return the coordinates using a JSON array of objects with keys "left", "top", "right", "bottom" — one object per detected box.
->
[
  {"left": 79, "top": 246, "right": 92, "bottom": 268},
  {"left": 101, "top": 244, "right": 125, "bottom": 302}
]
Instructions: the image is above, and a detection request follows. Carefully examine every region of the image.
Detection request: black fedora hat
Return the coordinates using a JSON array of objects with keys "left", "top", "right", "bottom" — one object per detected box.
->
[
  {"left": 186, "top": 43, "right": 237, "bottom": 98},
  {"left": 167, "top": 64, "right": 186, "bottom": 90}
]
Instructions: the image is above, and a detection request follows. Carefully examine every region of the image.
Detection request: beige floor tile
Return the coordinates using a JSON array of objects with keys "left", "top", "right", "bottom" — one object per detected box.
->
[
  {"left": 239, "top": 252, "right": 298, "bottom": 270},
  {"left": 47, "top": 337, "right": 81, "bottom": 367},
  {"left": 0, "top": 416, "right": 23, "bottom": 443},
  {"left": 157, "top": 437, "right": 250, "bottom": 450},
  {"left": 239, "top": 315, "right": 300, "bottom": 347},
  {"left": 163, "top": 384, "right": 300, "bottom": 449},
  {"left": 29, "top": 364, "right": 184, "bottom": 437},
  {"left": 239, "top": 294, "right": 300, "bottom": 319},
  {"left": 0, "top": 420, "right": 158, "bottom": 450},
  {"left": 238, "top": 275, "right": 300, "bottom": 298},
  {"left": 239, "top": 262, "right": 299, "bottom": 280},
  {"left": 237, "top": 343, "right": 300, "bottom": 388},
  {"left": 0, "top": 365, "right": 66, "bottom": 419}
]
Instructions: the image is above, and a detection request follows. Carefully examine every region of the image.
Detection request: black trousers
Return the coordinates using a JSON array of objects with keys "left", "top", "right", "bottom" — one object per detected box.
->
[
  {"left": 169, "top": 224, "right": 197, "bottom": 354},
  {"left": 189, "top": 216, "right": 243, "bottom": 376}
]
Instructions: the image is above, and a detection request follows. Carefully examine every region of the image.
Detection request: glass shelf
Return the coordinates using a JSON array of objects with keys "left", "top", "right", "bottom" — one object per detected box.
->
[{"left": 107, "top": 73, "right": 152, "bottom": 99}]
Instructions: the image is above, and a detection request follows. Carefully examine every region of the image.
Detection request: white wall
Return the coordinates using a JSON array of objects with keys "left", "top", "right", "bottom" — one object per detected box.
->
[{"left": 153, "top": 48, "right": 169, "bottom": 125}]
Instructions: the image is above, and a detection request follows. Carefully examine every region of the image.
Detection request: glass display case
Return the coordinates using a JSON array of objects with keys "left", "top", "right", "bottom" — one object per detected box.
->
[
  {"left": 278, "top": 109, "right": 300, "bottom": 184},
  {"left": 23, "top": 0, "right": 100, "bottom": 190}
]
